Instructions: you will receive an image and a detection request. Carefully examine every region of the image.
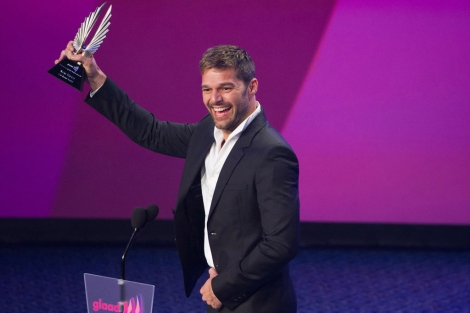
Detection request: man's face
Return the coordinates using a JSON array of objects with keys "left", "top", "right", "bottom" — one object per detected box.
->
[{"left": 201, "top": 68, "right": 257, "bottom": 137}]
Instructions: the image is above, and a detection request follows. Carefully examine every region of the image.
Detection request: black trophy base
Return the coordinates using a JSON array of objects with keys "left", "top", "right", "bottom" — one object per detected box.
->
[{"left": 48, "top": 58, "right": 86, "bottom": 91}]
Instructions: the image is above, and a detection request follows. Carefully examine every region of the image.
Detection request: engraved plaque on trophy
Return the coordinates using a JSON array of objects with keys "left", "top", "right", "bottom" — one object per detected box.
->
[{"left": 48, "top": 3, "right": 112, "bottom": 91}]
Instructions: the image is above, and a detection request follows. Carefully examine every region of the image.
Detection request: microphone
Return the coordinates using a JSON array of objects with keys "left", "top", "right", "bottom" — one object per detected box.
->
[
  {"left": 131, "top": 204, "right": 159, "bottom": 229},
  {"left": 131, "top": 207, "right": 147, "bottom": 229},
  {"left": 121, "top": 204, "right": 159, "bottom": 280},
  {"left": 145, "top": 204, "right": 159, "bottom": 224}
]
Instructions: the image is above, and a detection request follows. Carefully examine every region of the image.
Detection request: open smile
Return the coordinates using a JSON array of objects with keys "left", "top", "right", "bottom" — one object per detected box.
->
[{"left": 212, "top": 106, "right": 232, "bottom": 119}]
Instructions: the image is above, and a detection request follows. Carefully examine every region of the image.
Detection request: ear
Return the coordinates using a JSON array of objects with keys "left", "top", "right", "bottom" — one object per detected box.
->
[{"left": 248, "top": 78, "right": 258, "bottom": 96}]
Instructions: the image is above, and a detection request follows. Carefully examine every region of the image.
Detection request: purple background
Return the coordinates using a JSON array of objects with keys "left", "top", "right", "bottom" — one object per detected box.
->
[{"left": 1, "top": 0, "right": 469, "bottom": 224}]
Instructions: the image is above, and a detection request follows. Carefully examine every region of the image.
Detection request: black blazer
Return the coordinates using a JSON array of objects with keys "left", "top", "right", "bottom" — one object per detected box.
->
[{"left": 86, "top": 78, "right": 300, "bottom": 312}]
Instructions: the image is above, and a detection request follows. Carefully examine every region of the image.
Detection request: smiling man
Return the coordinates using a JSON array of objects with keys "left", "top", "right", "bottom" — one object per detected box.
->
[
  {"left": 200, "top": 48, "right": 258, "bottom": 139},
  {"left": 56, "top": 44, "right": 300, "bottom": 313}
]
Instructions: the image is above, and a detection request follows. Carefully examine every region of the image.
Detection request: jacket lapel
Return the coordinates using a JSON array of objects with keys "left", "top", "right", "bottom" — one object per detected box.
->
[
  {"left": 208, "top": 110, "right": 267, "bottom": 218},
  {"left": 176, "top": 116, "right": 214, "bottom": 208}
]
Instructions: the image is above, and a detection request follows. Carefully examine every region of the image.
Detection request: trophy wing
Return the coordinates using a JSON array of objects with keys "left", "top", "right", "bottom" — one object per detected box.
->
[
  {"left": 73, "top": 3, "right": 107, "bottom": 53},
  {"left": 82, "top": 5, "right": 112, "bottom": 58}
]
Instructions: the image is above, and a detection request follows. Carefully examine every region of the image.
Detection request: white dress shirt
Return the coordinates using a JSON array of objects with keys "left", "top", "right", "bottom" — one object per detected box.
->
[{"left": 201, "top": 104, "right": 261, "bottom": 268}]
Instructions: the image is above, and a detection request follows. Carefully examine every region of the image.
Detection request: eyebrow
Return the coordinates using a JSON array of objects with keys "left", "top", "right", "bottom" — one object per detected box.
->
[{"left": 201, "top": 82, "right": 236, "bottom": 89}]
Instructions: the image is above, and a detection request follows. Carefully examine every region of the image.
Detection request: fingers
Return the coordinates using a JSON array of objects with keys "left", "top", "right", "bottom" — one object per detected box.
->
[
  {"left": 54, "top": 41, "right": 76, "bottom": 64},
  {"left": 200, "top": 274, "right": 222, "bottom": 309},
  {"left": 56, "top": 43, "right": 87, "bottom": 65},
  {"left": 66, "top": 41, "right": 75, "bottom": 52},
  {"left": 200, "top": 279, "right": 214, "bottom": 302},
  {"left": 55, "top": 50, "right": 66, "bottom": 64}
]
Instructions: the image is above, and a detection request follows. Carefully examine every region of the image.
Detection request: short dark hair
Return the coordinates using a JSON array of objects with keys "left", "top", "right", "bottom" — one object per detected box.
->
[{"left": 199, "top": 45, "right": 256, "bottom": 85}]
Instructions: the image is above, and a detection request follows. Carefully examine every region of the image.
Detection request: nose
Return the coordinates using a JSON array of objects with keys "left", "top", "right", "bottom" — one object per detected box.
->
[{"left": 210, "top": 89, "right": 223, "bottom": 105}]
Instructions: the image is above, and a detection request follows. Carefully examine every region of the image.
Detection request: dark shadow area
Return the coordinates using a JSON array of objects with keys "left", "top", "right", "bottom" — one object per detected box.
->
[{"left": 1, "top": 219, "right": 469, "bottom": 248}]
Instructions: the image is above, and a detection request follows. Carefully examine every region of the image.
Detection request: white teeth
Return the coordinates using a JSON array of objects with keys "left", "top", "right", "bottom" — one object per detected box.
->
[{"left": 214, "top": 107, "right": 229, "bottom": 112}]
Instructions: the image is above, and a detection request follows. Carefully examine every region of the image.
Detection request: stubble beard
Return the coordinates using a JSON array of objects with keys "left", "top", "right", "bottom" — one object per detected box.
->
[
  {"left": 211, "top": 87, "right": 250, "bottom": 132},
  {"left": 212, "top": 98, "right": 250, "bottom": 133}
]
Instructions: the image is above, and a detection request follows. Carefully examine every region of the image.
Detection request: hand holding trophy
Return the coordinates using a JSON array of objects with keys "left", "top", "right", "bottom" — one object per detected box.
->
[{"left": 48, "top": 3, "right": 112, "bottom": 91}]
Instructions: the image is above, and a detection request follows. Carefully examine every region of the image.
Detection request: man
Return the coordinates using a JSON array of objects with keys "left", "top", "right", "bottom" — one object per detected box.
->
[{"left": 56, "top": 43, "right": 300, "bottom": 312}]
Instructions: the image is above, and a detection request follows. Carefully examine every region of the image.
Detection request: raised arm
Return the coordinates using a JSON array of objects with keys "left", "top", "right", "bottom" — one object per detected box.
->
[{"left": 55, "top": 42, "right": 196, "bottom": 158}]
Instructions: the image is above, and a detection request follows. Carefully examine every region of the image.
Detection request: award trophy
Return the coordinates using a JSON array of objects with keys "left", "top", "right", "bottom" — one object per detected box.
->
[{"left": 48, "top": 3, "right": 112, "bottom": 91}]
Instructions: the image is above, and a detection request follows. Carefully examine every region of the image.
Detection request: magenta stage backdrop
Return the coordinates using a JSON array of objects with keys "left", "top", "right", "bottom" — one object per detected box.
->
[{"left": 1, "top": 0, "right": 469, "bottom": 224}]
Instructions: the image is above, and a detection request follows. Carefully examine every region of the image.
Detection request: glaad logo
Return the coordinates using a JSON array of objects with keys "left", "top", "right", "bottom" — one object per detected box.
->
[
  {"left": 92, "top": 294, "right": 144, "bottom": 312},
  {"left": 66, "top": 63, "right": 79, "bottom": 72}
]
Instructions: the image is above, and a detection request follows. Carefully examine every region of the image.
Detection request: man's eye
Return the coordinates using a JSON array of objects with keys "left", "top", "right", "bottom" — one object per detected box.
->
[
  {"left": 202, "top": 89, "right": 210, "bottom": 93},
  {"left": 223, "top": 87, "right": 232, "bottom": 92}
]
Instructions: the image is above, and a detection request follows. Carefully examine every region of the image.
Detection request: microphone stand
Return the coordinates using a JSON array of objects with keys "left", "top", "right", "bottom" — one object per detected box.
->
[
  {"left": 120, "top": 227, "right": 139, "bottom": 312},
  {"left": 121, "top": 228, "right": 140, "bottom": 281},
  {"left": 119, "top": 205, "right": 157, "bottom": 312}
]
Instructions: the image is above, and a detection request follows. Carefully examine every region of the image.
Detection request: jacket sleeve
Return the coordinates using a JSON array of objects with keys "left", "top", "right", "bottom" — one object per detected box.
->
[
  {"left": 85, "top": 77, "right": 196, "bottom": 158},
  {"left": 211, "top": 143, "right": 300, "bottom": 310}
]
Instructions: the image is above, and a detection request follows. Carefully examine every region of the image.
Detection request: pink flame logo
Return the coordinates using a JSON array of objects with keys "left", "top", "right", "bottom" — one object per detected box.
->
[{"left": 92, "top": 294, "right": 144, "bottom": 312}]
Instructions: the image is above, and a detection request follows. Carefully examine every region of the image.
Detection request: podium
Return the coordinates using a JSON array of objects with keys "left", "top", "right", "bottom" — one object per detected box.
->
[{"left": 84, "top": 273, "right": 155, "bottom": 313}]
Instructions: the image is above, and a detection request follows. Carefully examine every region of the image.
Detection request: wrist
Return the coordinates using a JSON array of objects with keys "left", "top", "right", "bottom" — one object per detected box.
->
[{"left": 88, "top": 68, "right": 107, "bottom": 91}]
